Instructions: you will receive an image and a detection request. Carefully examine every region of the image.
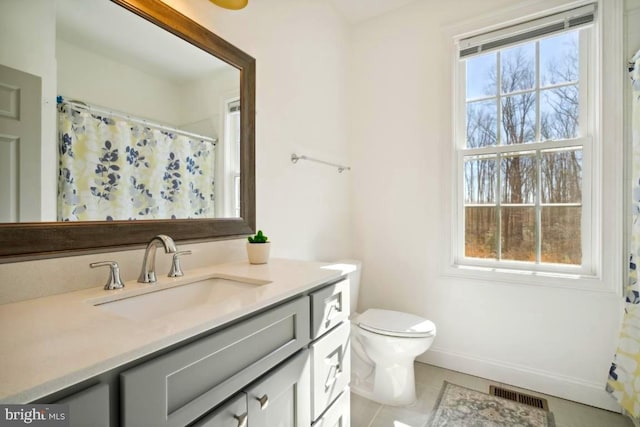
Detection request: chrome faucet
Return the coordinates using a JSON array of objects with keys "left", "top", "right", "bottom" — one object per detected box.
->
[{"left": 138, "top": 234, "right": 177, "bottom": 283}]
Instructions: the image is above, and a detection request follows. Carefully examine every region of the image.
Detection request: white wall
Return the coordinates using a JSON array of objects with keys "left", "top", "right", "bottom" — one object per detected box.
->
[
  {"left": 179, "top": 66, "right": 239, "bottom": 135},
  {"left": 163, "top": 0, "right": 353, "bottom": 261},
  {"left": 57, "top": 39, "right": 240, "bottom": 131},
  {"left": 57, "top": 40, "right": 183, "bottom": 126},
  {"left": 0, "top": 0, "right": 56, "bottom": 221},
  {"left": 349, "top": 0, "right": 627, "bottom": 411},
  {"left": 55, "top": 38, "right": 240, "bottom": 137},
  {"left": 0, "top": 0, "right": 352, "bottom": 301}
]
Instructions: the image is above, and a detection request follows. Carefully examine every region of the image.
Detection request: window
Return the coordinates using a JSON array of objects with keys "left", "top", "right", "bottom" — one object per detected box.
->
[
  {"left": 223, "top": 98, "right": 241, "bottom": 217},
  {"left": 455, "top": 5, "right": 597, "bottom": 274}
]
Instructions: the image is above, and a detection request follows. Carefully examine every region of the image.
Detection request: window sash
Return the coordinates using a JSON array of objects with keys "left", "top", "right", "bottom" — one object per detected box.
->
[
  {"left": 455, "top": 22, "right": 594, "bottom": 275},
  {"left": 462, "top": 30, "right": 585, "bottom": 149},
  {"left": 221, "top": 97, "right": 241, "bottom": 218},
  {"left": 461, "top": 144, "right": 583, "bottom": 264}
]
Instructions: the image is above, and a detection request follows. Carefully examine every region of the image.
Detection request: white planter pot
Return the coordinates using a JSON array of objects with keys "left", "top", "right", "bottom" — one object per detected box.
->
[{"left": 246, "top": 242, "right": 271, "bottom": 264}]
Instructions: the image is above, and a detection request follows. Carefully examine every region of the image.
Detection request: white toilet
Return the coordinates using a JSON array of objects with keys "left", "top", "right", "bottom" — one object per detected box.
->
[{"left": 336, "top": 260, "right": 436, "bottom": 406}]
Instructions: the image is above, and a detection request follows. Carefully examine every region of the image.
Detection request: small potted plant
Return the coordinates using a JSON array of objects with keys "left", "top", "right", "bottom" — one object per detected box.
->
[{"left": 246, "top": 230, "right": 271, "bottom": 264}]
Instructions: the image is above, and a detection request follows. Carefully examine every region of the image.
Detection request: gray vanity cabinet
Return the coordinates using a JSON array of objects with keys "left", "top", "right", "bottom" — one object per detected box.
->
[
  {"left": 120, "top": 296, "right": 309, "bottom": 427},
  {"left": 309, "top": 280, "right": 351, "bottom": 426},
  {"left": 36, "top": 277, "right": 351, "bottom": 427},
  {"left": 55, "top": 383, "right": 110, "bottom": 427}
]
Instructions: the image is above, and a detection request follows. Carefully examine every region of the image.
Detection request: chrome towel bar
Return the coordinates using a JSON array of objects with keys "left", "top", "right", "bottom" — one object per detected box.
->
[{"left": 291, "top": 153, "right": 351, "bottom": 173}]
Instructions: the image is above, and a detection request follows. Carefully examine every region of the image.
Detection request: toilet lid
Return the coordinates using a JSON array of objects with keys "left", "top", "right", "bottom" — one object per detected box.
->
[{"left": 357, "top": 309, "right": 436, "bottom": 338}]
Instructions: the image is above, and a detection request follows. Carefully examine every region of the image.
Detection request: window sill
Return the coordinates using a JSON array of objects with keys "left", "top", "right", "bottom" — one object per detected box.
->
[{"left": 442, "top": 262, "right": 618, "bottom": 294}]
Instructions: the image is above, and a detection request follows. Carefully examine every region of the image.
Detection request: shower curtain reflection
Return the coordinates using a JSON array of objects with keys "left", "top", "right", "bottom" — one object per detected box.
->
[{"left": 57, "top": 100, "right": 216, "bottom": 221}]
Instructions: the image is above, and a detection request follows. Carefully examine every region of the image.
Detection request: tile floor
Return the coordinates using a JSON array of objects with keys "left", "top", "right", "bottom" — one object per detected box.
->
[{"left": 350, "top": 362, "right": 634, "bottom": 427}]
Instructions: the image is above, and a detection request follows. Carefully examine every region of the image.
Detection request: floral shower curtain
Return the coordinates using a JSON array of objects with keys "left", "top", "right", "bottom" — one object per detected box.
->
[
  {"left": 607, "top": 49, "right": 640, "bottom": 417},
  {"left": 57, "top": 101, "right": 215, "bottom": 221}
]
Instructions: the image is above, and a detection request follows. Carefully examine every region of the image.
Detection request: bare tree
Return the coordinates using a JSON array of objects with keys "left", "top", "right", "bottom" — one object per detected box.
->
[{"left": 465, "top": 40, "right": 581, "bottom": 263}]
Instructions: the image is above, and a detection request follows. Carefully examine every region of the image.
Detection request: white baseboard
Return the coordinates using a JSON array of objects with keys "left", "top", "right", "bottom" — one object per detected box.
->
[{"left": 417, "top": 347, "right": 622, "bottom": 413}]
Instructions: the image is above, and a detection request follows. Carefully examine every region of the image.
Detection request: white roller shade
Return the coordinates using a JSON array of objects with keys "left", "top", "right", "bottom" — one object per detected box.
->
[{"left": 459, "top": 3, "right": 596, "bottom": 58}]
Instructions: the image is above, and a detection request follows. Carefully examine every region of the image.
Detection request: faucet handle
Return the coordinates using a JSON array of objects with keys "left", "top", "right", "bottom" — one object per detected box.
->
[
  {"left": 90, "top": 261, "right": 125, "bottom": 290},
  {"left": 169, "top": 250, "right": 192, "bottom": 277}
]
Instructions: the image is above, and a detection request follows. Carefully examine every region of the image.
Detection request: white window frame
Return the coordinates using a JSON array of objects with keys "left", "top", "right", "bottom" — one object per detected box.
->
[
  {"left": 221, "top": 96, "right": 241, "bottom": 218},
  {"left": 445, "top": 0, "right": 623, "bottom": 292}
]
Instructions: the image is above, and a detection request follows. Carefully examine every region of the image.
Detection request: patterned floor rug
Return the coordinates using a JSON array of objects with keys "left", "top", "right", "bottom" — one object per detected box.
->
[{"left": 427, "top": 382, "right": 556, "bottom": 427}]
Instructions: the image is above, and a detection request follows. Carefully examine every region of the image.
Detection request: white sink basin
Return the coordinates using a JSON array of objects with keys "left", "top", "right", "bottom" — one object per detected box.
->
[{"left": 93, "top": 277, "right": 268, "bottom": 321}]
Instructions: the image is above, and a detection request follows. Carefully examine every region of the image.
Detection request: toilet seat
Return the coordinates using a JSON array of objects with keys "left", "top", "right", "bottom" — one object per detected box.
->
[{"left": 357, "top": 308, "right": 436, "bottom": 338}]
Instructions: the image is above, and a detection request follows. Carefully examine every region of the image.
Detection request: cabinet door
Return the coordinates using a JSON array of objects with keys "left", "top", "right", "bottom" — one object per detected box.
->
[
  {"left": 310, "top": 321, "right": 350, "bottom": 420},
  {"left": 245, "top": 350, "right": 311, "bottom": 427},
  {"left": 121, "top": 297, "right": 309, "bottom": 427},
  {"left": 56, "top": 383, "right": 109, "bottom": 427},
  {"left": 191, "top": 393, "right": 247, "bottom": 427}
]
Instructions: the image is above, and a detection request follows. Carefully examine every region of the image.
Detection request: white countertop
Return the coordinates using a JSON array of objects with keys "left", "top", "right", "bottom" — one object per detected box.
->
[{"left": 0, "top": 258, "right": 344, "bottom": 403}]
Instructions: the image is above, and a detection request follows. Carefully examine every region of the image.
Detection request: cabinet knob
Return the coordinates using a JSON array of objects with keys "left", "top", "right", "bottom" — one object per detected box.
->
[
  {"left": 233, "top": 413, "right": 248, "bottom": 427},
  {"left": 256, "top": 394, "right": 269, "bottom": 410}
]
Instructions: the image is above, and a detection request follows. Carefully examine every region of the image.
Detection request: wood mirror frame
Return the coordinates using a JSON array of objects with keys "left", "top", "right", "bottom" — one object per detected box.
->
[{"left": 0, "top": 0, "right": 256, "bottom": 262}]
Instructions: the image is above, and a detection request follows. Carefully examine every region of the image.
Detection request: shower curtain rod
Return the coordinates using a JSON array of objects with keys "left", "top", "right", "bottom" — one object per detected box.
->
[
  {"left": 58, "top": 97, "right": 217, "bottom": 144},
  {"left": 291, "top": 153, "right": 351, "bottom": 173}
]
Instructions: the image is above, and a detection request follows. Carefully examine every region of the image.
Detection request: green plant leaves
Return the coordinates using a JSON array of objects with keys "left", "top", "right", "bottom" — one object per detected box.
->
[{"left": 248, "top": 229, "right": 269, "bottom": 243}]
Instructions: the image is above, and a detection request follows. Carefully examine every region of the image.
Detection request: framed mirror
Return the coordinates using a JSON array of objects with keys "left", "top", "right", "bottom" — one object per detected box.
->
[{"left": 0, "top": 0, "right": 255, "bottom": 262}]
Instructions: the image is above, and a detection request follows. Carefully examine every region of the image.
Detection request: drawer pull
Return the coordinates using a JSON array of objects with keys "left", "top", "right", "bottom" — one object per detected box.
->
[
  {"left": 325, "top": 301, "right": 342, "bottom": 322},
  {"left": 325, "top": 361, "right": 342, "bottom": 389},
  {"left": 234, "top": 413, "right": 248, "bottom": 427},
  {"left": 257, "top": 394, "right": 269, "bottom": 410}
]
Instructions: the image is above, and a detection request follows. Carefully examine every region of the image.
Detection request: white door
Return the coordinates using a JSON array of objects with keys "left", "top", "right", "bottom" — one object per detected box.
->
[{"left": 0, "top": 63, "right": 41, "bottom": 222}]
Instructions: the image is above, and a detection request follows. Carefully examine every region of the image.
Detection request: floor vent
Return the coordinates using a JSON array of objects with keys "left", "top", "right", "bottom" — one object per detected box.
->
[{"left": 489, "top": 385, "right": 549, "bottom": 410}]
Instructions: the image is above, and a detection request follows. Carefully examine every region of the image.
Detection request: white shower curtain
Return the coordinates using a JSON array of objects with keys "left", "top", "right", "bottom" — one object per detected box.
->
[
  {"left": 607, "top": 48, "right": 640, "bottom": 417},
  {"left": 57, "top": 101, "right": 216, "bottom": 221}
]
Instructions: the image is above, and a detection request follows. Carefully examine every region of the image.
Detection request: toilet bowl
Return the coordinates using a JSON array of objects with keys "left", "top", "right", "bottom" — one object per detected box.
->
[
  {"left": 329, "top": 259, "right": 437, "bottom": 406},
  {"left": 351, "top": 309, "right": 436, "bottom": 405}
]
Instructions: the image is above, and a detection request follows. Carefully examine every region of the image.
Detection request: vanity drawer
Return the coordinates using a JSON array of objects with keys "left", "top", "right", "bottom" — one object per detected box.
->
[
  {"left": 310, "top": 321, "right": 350, "bottom": 421},
  {"left": 120, "top": 296, "right": 309, "bottom": 427},
  {"left": 312, "top": 388, "right": 350, "bottom": 427},
  {"left": 310, "top": 279, "right": 349, "bottom": 339}
]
